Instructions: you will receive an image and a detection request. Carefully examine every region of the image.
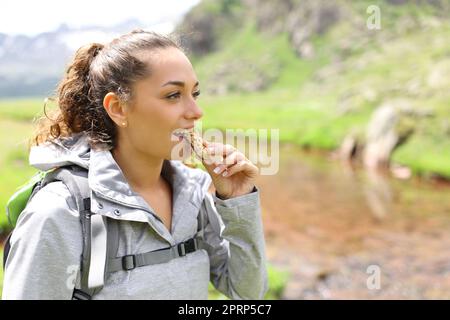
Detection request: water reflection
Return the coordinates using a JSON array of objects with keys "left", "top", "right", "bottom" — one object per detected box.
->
[
  {"left": 256, "top": 144, "right": 450, "bottom": 299},
  {"left": 363, "top": 169, "right": 393, "bottom": 221}
]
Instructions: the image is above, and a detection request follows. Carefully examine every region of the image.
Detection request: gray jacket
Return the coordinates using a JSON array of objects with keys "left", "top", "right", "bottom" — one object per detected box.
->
[{"left": 2, "top": 134, "right": 268, "bottom": 300}]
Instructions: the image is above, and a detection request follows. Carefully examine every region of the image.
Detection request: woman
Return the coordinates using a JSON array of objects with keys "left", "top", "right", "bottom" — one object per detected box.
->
[{"left": 1, "top": 30, "right": 267, "bottom": 300}]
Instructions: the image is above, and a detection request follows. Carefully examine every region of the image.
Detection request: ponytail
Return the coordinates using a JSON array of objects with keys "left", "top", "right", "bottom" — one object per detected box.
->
[
  {"left": 59, "top": 43, "right": 104, "bottom": 133},
  {"left": 32, "top": 43, "right": 104, "bottom": 147}
]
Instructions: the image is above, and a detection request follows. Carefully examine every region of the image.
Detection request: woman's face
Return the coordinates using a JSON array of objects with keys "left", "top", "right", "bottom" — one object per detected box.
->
[{"left": 123, "top": 47, "right": 203, "bottom": 160}]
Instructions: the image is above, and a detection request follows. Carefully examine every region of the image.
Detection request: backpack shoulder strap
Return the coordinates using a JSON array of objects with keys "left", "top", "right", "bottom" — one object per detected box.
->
[{"left": 44, "top": 166, "right": 108, "bottom": 300}]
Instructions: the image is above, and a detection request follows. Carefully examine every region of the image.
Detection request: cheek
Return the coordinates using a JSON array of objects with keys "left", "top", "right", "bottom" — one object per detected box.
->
[{"left": 128, "top": 104, "right": 179, "bottom": 149}]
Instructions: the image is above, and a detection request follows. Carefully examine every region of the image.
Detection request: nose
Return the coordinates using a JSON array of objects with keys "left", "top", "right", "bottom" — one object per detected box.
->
[{"left": 185, "top": 98, "right": 203, "bottom": 120}]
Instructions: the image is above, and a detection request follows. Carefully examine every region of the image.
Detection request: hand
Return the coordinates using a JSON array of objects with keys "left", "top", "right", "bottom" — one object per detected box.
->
[{"left": 202, "top": 142, "right": 259, "bottom": 200}]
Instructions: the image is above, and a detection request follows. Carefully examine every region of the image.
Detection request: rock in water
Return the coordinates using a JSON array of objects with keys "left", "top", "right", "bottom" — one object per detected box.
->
[{"left": 363, "top": 104, "right": 400, "bottom": 169}]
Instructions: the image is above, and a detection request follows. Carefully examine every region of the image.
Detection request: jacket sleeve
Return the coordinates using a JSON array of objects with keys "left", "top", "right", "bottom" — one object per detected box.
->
[
  {"left": 2, "top": 182, "right": 82, "bottom": 300},
  {"left": 200, "top": 187, "right": 268, "bottom": 300}
]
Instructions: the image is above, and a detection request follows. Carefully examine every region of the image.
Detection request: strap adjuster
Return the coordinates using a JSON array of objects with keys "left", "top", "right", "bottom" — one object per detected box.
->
[
  {"left": 178, "top": 243, "right": 186, "bottom": 256},
  {"left": 177, "top": 238, "right": 198, "bottom": 257},
  {"left": 122, "top": 254, "right": 136, "bottom": 271},
  {"left": 72, "top": 289, "right": 92, "bottom": 300}
]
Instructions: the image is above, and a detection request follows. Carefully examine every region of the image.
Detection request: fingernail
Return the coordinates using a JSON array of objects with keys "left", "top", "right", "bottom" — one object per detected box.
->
[
  {"left": 222, "top": 171, "right": 228, "bottom": 177},
  {"left": 213, "top": 167, "right": 221, "bottom": 174}
]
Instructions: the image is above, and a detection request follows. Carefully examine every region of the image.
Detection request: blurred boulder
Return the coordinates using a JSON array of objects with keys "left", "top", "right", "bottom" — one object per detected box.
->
[
  {"left": 339, "top": 134, "right": 360, "bottom": 161},
  {"left": 363, "top": 102, "right": 415, "bottom": 169}
]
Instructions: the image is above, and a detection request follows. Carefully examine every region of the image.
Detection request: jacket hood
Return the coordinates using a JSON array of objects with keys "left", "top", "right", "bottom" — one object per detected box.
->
[{"left": 29, "top": 133, "right": 91, "bottom": 171}]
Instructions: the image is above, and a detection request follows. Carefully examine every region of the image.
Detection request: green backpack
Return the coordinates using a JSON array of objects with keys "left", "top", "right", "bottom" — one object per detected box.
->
[
  {"left": 3, "top": 165, "right": 209, "bottom": 300},
  {"left": 6, "top": 170, "right": 50, "bottom": 227}
]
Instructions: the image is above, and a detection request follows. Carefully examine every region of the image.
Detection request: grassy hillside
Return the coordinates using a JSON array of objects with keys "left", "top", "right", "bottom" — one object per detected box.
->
[{"left": 187, "top": 0, "right": 450, "bottom": 178}]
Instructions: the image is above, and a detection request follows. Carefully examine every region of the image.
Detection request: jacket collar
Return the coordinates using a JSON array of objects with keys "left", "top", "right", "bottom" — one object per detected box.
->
[{"left": 88, "top": 147, "right": 212, "bottom": 244}]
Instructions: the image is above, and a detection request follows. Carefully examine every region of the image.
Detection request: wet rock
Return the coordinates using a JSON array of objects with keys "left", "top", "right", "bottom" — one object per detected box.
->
[
  {"left": 339, "top": 134, "right": 359, "bottom": 161},
  {"left": 363, "top": 105, "right": 400, "bottom": 169},
  {"left": 339, "top": 135, "right": 357, "bottom": 160},
  {"left": 363, "top": 102, "right": 415, "bottom": 170}
]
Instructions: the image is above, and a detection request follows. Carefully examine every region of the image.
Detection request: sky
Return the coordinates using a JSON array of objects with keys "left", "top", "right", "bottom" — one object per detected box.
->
[{"left": 0, "top": 0, "right": 201, "bottom": 36}]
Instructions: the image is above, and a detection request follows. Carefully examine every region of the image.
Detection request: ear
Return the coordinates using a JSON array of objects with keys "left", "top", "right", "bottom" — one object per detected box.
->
[{"left": 103, "top": 92, "right": 128, "bottom": 126}]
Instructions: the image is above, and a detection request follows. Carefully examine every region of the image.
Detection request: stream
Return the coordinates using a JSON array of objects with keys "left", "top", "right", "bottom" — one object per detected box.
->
[{"left": 257, "top": 144, "right": 450, "bottom": 299}]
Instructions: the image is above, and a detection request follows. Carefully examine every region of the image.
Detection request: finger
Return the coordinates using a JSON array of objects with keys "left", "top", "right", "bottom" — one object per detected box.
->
[
  {"left": 223, "top": 151, "right": 245, "bottom": 166},
  {"left": 226, "top": 158, "right": 259, "bottom": 178},
  {"left": 212, "top": 152, "right": 245, "bottom": 175},
  {"left": 222, "top": 159, "right": 248, "bottom": 177}
]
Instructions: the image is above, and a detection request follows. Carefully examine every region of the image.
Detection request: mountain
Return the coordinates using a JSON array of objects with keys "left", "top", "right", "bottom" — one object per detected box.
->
[{"left": 0, "top": 19, "right": 157, "bottom": 97}]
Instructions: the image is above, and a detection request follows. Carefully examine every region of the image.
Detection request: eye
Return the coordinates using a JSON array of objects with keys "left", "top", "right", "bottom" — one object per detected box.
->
[
  {"left": 166, "top": 92, "right": 181, "bottom": 100},
  {"left": 193, "top": 90, "right": 201, "bottom": 99}
]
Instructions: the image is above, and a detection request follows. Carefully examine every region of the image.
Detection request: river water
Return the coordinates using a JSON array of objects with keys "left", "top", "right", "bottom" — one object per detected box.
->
[{"left": 256, "top": 144, "right": 450, "bottom": 299}]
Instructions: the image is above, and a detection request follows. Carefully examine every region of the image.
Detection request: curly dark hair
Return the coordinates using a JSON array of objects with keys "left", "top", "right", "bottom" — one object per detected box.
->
[{"left": 32, "top": 29, "right": 181, "bottom": 150}]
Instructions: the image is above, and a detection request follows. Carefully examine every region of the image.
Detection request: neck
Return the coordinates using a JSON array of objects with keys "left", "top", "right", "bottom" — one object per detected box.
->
[{"left": 111, "top": 141, "right": 164, "bottom": 192}]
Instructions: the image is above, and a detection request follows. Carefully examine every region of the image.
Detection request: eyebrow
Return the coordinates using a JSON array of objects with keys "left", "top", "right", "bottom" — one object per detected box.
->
[{"left": 162, "top": 80, "right": 199, "bottom": 88}]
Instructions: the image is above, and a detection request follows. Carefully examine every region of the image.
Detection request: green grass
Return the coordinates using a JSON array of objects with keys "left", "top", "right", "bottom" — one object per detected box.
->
[
  {"left": 392, "top": 135, "right": 450, "bottom": 178},
  {"left": 200, "top": 92, "right": 360, "bottom": 149},
  {"left": 0, "top": 118, "right": 38, "bottom": 234},
  {"left": 0, "top": 97, "right": 47, "bottom": 121}
]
